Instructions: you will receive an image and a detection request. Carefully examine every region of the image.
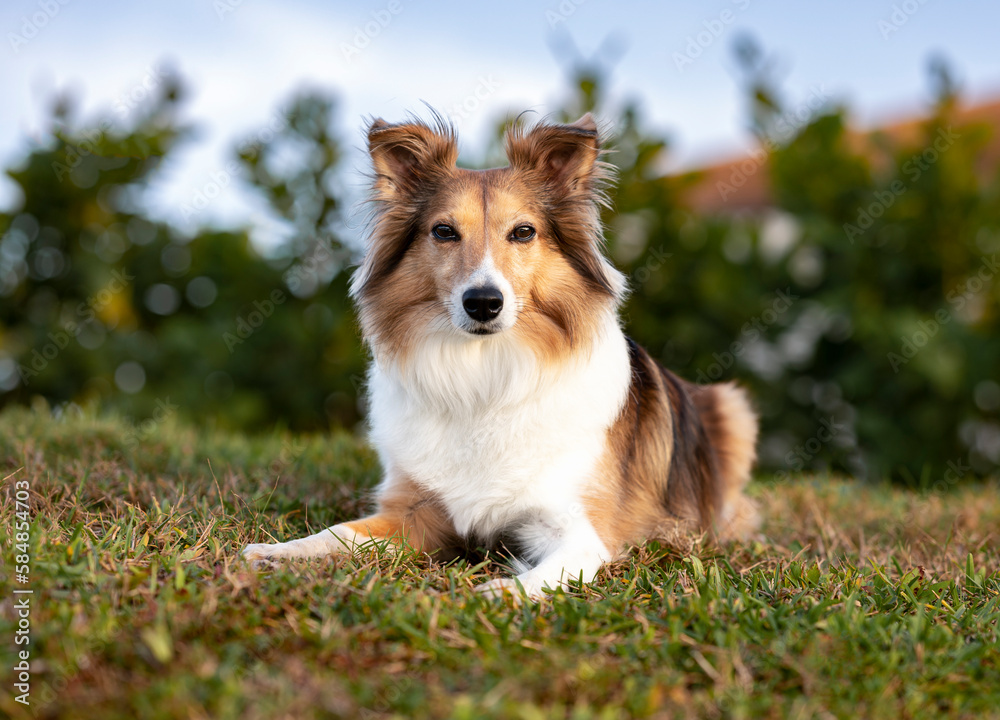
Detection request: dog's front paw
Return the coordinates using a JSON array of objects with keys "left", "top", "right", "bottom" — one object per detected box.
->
[
  {"left": 476, "top": 576, "right": 547, "bottom": 603},
  {"left": 242, "top": 543, "right": 280, "bottom": 570},
  {"left": 476, "top": 577, "right": 522, "bottom": 602}
]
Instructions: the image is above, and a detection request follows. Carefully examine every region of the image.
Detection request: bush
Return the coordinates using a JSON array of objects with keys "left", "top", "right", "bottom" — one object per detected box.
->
[{"left": 1, "top": 52, "right": 997, "bottom": 483}]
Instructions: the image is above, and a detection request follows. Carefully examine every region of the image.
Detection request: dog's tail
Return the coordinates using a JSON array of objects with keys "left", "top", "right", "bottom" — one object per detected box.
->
[{"left": 692, "top": 381, "right": 760, "bottom": 540}]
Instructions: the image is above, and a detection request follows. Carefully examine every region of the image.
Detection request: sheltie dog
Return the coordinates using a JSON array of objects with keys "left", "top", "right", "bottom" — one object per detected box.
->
[{"left": 243, "top": 113, "right": 759, "bottom": 599}]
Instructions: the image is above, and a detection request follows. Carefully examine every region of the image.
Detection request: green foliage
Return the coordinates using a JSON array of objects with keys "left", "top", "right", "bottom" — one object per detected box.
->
[
  {"left": 588, "top": 50, "right": 1000, "bottom": 483},
  {"left": 0, "top": 79, "right": 366, "bottom": 431},
  {"left": 1, "top": 47, "right": 998, "bottom": 481},
  {"left": 762, "top": 97, "right": 1000, "bottom": 483}
]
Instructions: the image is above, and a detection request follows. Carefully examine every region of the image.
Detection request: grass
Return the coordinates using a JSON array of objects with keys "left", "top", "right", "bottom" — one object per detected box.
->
[{"left": 1, "top": 404, "right": 998, "bottom": 719}]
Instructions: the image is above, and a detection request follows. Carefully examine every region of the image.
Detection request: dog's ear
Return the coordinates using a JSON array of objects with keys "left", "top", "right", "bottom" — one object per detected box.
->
[
  {"left": 504, "top": 114, "right": 622, "bottom": 299},
  {"left": 504, "top": 114, "right": 604, "bottom": 197},
  {"left": 368, "top": 118, "right": 458, "bottom": 198}
]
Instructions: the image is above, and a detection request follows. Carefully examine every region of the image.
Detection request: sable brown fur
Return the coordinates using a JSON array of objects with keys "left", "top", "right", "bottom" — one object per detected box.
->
[
  {"left": 583, "top": 340, "right": 758, "bottom": 553},
  {"left": 503, "top": 116, "right": 619, "bottom": 298},
  {"left": 350, "top": 336, "right": 759, "bottom": 560},
  {"left": 348, "top": 113, "right": 757, "bottom": 564},
  {"left": 341, "top": 475, "right": 460, "bottom": 553},
  {"left": 353, "top": 114, "right": 620, "bottom": 365},
  {"left": 243, "top": 113, "right": 759, "bottom": 595}
]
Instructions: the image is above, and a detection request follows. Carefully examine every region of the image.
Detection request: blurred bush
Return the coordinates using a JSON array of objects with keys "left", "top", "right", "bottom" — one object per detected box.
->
[
  {"left": 0, "top": 73, "right": 366, "bottom": 432},
  {"left": 0, "top": 47, "right": 997, "bottom": 483},
  {"left": 594, "top": 47, "right": 1000, "bottom": 484}
]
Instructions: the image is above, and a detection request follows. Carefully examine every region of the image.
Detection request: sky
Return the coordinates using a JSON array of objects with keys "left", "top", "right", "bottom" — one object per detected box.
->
[{"left": 2, "top": 0, "right": 999, "bottom": 241}]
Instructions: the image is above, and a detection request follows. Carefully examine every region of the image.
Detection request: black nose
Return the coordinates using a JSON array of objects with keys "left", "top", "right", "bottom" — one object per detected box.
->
[{"left": 462, "top": 286, "right": 504, "bottom": 322}]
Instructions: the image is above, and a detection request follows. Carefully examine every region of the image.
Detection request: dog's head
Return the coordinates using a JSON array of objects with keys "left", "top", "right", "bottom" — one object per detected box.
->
[{"left": 352, "top": 113, "right": 625, "bottom": 364}]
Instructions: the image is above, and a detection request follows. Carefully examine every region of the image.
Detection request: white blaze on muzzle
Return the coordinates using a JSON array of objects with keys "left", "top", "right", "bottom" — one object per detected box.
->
[{"left": 449, "top": 253, "right": 517, "bottom": 335}]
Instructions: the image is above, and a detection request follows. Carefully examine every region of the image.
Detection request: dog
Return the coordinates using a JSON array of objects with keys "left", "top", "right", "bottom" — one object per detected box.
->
[{"left": 242, "top": 113, "right": 759, "bottom": 599}]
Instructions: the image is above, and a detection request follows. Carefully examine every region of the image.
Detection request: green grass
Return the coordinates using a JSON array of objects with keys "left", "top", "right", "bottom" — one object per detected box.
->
[{"left": 1, "top": 404, "right": 998, "bottom": 719}]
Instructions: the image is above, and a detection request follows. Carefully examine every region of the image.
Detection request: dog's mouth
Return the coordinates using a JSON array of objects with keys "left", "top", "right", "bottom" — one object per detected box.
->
[
  {"left": 447, "top": 312, "right": 506, "bottom": 337},
  {"left": 465, "top": 324, "right": 500, "bottom": 336}
]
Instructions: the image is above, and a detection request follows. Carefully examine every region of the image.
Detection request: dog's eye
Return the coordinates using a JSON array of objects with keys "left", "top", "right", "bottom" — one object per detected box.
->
[
  {"left": 432, "top": 224, "right": 458, "bottom": 241},
  {"left": 511, "top": 225, "right": 536, "bottom": 242}
]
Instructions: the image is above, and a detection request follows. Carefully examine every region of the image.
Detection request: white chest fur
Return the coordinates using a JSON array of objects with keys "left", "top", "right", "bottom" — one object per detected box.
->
[{"left": 366, "top": 312, "right": 632, "bottom": 538}]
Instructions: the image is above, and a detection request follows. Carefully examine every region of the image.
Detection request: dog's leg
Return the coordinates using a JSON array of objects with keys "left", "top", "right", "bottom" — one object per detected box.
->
[
  {"left": 242, "top": 477, "right": 456, "bottom": 566},
  {"left": 477, "top": 514, "right": 611, "bottom": 601},
  {"left": 242, "top": 515, "right": 401, "bottom": 565}
]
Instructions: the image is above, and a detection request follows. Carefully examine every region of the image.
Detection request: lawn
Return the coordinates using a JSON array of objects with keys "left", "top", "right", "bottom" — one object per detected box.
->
[{"left": 1, "top": 404, "right": 998, "bottom": 719}]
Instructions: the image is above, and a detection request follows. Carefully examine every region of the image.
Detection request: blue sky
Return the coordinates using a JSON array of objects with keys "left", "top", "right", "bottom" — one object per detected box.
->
[{"left": 2, "top": 0, "right": 998, "bottom": 240}]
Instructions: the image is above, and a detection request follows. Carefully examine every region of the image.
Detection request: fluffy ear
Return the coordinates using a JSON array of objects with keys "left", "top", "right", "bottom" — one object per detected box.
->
[
  {"left": 504, "top": 113, "right": 604, "bottom": 197},
  {"left": 367, "top": 117, "right": 458, "bottom": 198},
  {"left": 504, "top": 114, "right": 622, "bottom": 301}
]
